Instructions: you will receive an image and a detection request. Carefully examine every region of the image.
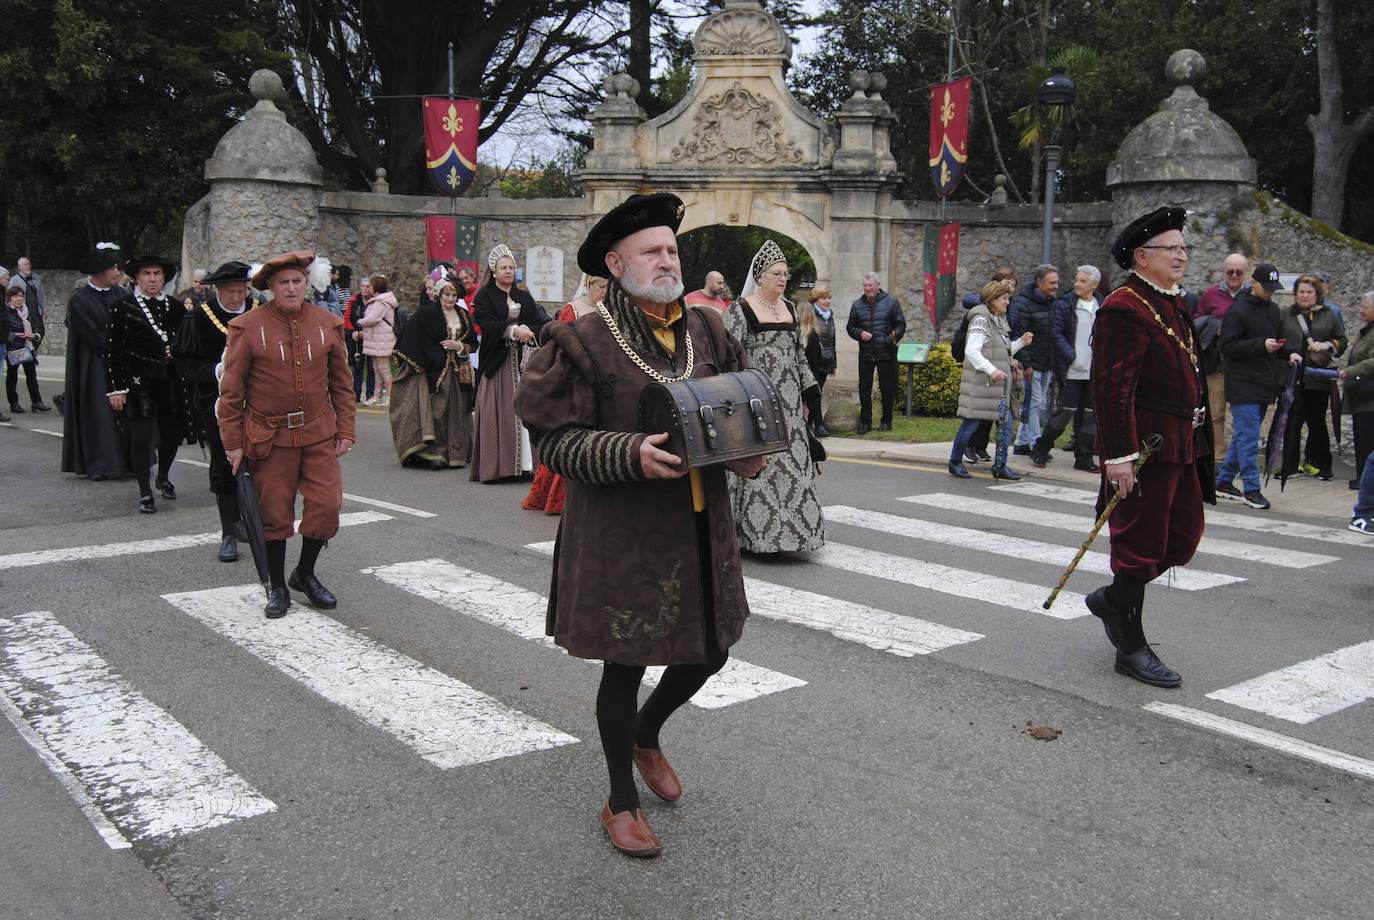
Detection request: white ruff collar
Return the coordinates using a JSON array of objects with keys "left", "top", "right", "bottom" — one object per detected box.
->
[{"left": 1131, "top": 271, "right": 1180, "bottom": 297}]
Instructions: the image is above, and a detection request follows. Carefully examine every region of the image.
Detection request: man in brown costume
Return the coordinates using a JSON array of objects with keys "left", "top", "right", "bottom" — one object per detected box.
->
[
  {"left": 218, "top": 251, "right": 357, "bottom": 619},
  {"left": 516, "top": 193, "right": 766, "bottom": 858}
]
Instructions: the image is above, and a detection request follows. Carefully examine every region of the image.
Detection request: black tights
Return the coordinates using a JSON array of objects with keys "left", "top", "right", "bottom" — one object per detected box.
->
[
  {"left": 129, "top": 416, "right": 180, "bottom": 497},
  {"left": 1107, "top": 574, "right": 1148, "bottom": 654},
  {"left": 265, "top": 536, "right": 327, "bottom": 591},
  {"left": 597, "top": 645, "right": 728, "bottom": 814}
]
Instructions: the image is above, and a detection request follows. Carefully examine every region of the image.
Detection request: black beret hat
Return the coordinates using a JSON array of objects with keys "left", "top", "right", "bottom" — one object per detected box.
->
[
  {"left": 78, "top": 242, "right": 121, "bottom": 275},
  {"left": 124, "top": 254, "right": 179, "bottom": 281},
  {"left": 203, "top": 260, "right": 252, "bottom": 285},
  {"left": 1110, "top": 206, "right": 1187, "bottom": 269},
  {"left": 577, "top": 192, "right": 686, "bottom": 276}
]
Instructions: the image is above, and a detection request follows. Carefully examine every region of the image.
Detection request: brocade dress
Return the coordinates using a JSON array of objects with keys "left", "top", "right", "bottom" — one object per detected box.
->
[{"left": 723, "top": 299, "right": 825, "bottom": 552}]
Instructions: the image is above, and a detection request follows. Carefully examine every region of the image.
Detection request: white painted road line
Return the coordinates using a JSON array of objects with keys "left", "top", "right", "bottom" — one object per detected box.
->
[
  {"left": 826, "top": 505, "right": 1241, "bottom": 591},
  {"left": 1204, "top": 640, "right": 1374, "bottom": 724},
  {"left": 342, "top": 492, "right": 437, "bottom": 518},
  {"left": 520, "top": 545, "right": 981, "bottom": 658},
  {"left": 163, "top": 585, "right": 578, "bottom": 768},
  {"left": 0, "top": 511, "right": 393, "bottom": 569},
  {"left": 739, "top": 577, "right": 983, "bottom": 657},
  {"left": 814, "top": 541, "right": 1090, "bottom": 620},
  {"left": 0, "top": 610, "right": 276, "bottom": 846},
  {"left": 1145, "top": 702, "right": 1374, "bottom": 782},
  {"left": 370, "top": 557, "right": 807, "bottom": 709},
  {"left": 996, "top": 482, "right": 1368, "bottom": 547},
  {"left": 899, "top": 493, "right": 1339, "bottom": 570}
]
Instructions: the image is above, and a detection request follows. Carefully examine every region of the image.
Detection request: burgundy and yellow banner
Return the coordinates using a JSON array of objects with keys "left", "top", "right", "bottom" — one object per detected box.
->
[
  {"left": 423, "top": 97, "right": 480, "bottom": 197},
  {"left": 928, "top": 77, "right": 971, "bottom": 198}
]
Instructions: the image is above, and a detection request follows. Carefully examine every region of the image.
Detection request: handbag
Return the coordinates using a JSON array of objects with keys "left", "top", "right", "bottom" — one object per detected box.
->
[
  {"left": 637, "top": 368, "right": 789, "bottom": 468},
  {"left": 1346, "top": 373, "right": 1374, "bottom": 401},
  {"left": 7, "top": 345, "right": 34, "bottom": 365}
]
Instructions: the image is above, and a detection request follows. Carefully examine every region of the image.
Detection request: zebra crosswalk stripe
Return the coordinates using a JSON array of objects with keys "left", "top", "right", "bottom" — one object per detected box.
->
[
  {"left": 518, "top": 545, "right": 981, "bottom": 658},
  {"left": 898, "top": 493, "right": 1339, "bottom": 569},
  {"left": 367, "top": 557, "right": 807, "bottom": 709},
  {"left": 813, "top": 542, "right": 1089, "bottom": 620},
  {"left": 1204, "top": 639, "right": 1374, "bottom": 724},
  {"left": 0, "top": 511, "right": 393, "bottom": 570},
  {"left": 162, "top": 585, "right": 578, "bottom": 768},
  {"left": 825, "top": 505, "right": 1241, "bottom": 591},
  {"left": 995, "top": 482, "right": 1368, "bottom": 547},
  {"left": 0, "top": 610, "right": 276, "bottom": 846}
]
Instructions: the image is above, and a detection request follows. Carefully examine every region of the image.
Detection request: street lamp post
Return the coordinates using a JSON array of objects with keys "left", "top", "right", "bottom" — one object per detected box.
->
[{"left": 1038, "top": 66, "right": 1077, "bottom": 265}]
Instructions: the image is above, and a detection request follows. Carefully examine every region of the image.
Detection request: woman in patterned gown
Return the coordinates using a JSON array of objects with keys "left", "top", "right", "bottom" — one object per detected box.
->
[{"left": 723, "top": 240, "right": 825, "bottom": 552}]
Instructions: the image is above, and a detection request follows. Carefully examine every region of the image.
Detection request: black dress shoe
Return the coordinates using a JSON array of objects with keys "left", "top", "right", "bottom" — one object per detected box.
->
[
  {"left": 814, "top": 424, "right": 830, "bottom": 438},
  {"left": 948, "top": 460, "right": 972, "bottom": 479},
  {"left": 156, "top": 479, "right": 176, "bottom": 500},
  {"left": 1012, "top": 444, "right": 1031, "bottom": 456},
  {"left": 990, "top": 465, "right": 1022, "bottom": 481},
  {"left": 877, "top": 422, "right": 892, "bottom": 432},
  {"left": 264, "top": 586, "right": 291, "bottom": 619},
  {"left": 1114, "top": 645, "right": 1181, "bottom": 687},
  {"left": 856, "top": 424, "right": 871, "bottom": 435},
  {"left": 288, "top": 569, "right": 337, "bottom": 608},
  {"left": 31, "top": 401, "right": 51, "bottom": 412},
  {"left": 1074, "top": 460, "right": 1102, "bottom": 473},
  {"left": 90, "top": 474, "right": 108, "bottom": 482},
  {"left": 9, "top": 403, "right": 24, "bottom": 414},
  {"left": 218, "top": 534, "right": 239, "bottom": 563},
  {"left": 1084, "top": 586, "right": 1127, "bottom": 648},
  {"left": 138, "top": 494, "right": 156, "bottom": 514}
]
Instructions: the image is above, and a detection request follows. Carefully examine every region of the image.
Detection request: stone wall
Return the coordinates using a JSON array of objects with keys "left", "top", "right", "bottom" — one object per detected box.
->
[{"left": 887, "top": 201, "right": 1115, "bottom": 341}]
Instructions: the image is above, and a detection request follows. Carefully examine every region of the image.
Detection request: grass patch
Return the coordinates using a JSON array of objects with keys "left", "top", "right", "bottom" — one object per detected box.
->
[{"left": 832, "top": 410, "right": 963, "bottom": 443}]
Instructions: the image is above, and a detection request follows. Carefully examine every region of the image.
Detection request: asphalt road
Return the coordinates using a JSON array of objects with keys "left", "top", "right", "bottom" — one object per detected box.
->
[{"left": 3, "top": 390, "right": 1372, "bottom": 920}]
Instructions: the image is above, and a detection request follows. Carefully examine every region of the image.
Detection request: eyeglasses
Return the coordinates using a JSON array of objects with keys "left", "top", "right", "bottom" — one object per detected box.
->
[
  {"left": 1223, "top": 269, "right": 1245, "bottom": 276},
  {"left": 1141, "top": 244, "right": 1192, "bottom": 257},
  {"left": 764, "top": 270, "right": 791, "bottom": 280}
]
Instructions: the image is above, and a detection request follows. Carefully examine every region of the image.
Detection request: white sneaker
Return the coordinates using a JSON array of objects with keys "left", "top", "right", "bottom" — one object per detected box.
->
[{"left": 1350, "top": 518, "right": 1371, "bottom": 536}]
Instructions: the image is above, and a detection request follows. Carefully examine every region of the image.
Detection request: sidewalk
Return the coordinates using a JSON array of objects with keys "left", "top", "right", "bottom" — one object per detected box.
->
[{"left": 823, "top": 435, "right": 1362, "bottom": 525}]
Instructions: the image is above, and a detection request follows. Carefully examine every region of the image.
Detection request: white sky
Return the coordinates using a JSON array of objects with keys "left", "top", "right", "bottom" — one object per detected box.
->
[{"left": 480, "top": 1, "right": 824, "bottom": 169}]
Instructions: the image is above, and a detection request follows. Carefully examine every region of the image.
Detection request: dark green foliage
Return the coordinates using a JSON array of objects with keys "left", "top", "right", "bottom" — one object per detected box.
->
[{"left": 0, "top": 0, "right": 286, "bottom": 262}]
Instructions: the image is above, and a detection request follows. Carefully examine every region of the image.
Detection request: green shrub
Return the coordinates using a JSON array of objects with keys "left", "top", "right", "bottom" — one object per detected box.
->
[{"left": 896, "top": 342, "right": 962, "bottom": 417}]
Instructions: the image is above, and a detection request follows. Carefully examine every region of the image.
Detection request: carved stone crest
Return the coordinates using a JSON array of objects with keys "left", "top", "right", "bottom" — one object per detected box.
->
[
  {"left": 695, "top": 5, "right": 790, "bottom": 58},
  {"left": 670, "top": 82, "right": 803, "bottom": 166}
]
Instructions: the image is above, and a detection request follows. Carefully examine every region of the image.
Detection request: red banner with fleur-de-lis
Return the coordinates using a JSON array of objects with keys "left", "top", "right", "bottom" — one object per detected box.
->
[
  {"left": 928, "top": 77, "right": 971, "bottom": 198},
  {"left": 423, "top": 97, "right": 479, "bottom": 197}
]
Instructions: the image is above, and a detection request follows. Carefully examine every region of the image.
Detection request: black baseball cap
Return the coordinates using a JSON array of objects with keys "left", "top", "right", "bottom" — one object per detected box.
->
[{"left": 1252, "top": 264, "right": 1282, "bottom": 292}]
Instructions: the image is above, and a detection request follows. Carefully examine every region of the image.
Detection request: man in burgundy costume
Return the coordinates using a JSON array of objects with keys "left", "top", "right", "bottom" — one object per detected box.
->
[{"left": 1086, "top": 206, "right": 1216, "bottom": 687}]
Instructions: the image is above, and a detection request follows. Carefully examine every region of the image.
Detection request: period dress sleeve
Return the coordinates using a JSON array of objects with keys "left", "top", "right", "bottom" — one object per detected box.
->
[{"left": 515, "top": 325, "right": 647, "bottom": 484}]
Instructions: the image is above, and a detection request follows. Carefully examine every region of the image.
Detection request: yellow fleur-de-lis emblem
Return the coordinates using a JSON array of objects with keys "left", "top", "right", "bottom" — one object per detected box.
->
[
  {"left": 442, "top": 103, "right": 463, "bottom": 137},
  {"left": 940, "top": 88, "right": 955, "bottom": 128},
  {"left": 446, "top": 166, "right": 460, "bottom": 189},
  {"left": 940, "top": 161, "right": 952, "bottom": 186}
]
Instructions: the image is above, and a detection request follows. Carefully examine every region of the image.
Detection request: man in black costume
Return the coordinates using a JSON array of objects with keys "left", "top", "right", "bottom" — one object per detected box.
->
[
  {"left": 106, "top": 255, "right": 189, "bottom": 513},
  {"left": 61, "top": 243, "right": 130, "bottom": 480},
  {"left": 175, "top": 260, "right": 252, "bottom": 560}
]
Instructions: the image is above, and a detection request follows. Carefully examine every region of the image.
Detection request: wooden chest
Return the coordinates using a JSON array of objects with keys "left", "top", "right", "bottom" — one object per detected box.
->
[{"left": 636, "top": 368, "right": 789, "bottom": 468}]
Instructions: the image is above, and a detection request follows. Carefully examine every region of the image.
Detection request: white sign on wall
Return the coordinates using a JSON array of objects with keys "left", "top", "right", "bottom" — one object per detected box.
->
[{"left": 525, "top": 246, "right": 564, "bottom": 304}]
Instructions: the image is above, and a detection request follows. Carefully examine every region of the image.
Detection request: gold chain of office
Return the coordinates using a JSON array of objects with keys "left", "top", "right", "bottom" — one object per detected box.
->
[
  {"left": 597, "top": 303, "right": 695, "bottom": 383},
  {"left": 1120, "top": 287, "right": 1199, "bottom": 373}
]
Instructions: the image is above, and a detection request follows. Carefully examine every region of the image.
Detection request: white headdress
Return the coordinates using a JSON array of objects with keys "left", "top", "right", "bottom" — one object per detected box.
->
[
  {"left": 488, "top": 244, "right": 515, "bottom": 271},
  {"left": 740, "top": 239, "right": 787, "bottom": 300}
]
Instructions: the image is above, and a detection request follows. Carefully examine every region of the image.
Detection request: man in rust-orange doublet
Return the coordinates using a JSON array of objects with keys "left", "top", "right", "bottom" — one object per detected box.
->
[{"left": 218, "top": 250, "right": 357, "bottom": 618}]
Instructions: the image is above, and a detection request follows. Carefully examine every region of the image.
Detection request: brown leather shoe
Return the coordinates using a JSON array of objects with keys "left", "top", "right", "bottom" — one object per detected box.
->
[
  {"left": 633, "top": 745, "right": 682, "bottom": 802},
  {"left": 600, "top": 800, "right": 661, "bottom": 857}
]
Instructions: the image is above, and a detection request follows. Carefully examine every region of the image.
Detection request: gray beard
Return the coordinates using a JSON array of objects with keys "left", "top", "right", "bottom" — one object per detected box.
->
[{"left": 619, "top": 270, "right": 683, "bottom": 305}]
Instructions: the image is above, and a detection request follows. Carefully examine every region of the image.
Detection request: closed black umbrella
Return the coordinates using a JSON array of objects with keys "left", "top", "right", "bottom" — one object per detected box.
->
[
  {"left": 235, "top": 465, "right": 270, "bottom": 586},
  {"left": 1264, "top": 363, "right": 1305, "bottom": 491}
]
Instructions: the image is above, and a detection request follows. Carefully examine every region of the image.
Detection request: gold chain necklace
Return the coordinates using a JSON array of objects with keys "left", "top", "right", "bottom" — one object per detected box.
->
[
  {"left": 597, "top": 303, "right": 694, "bottom": 383},
  {"left": 1120, "top": 287, "right": 1198, "bottom": 373},
  {"left": 200, "top": 300, "right": 228, "bottom": 336}
]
